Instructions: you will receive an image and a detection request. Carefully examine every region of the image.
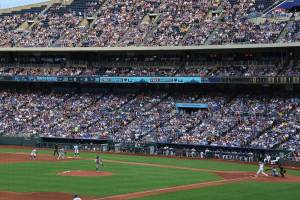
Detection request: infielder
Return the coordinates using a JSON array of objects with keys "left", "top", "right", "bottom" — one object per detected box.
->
[
  {"left": 95, "top": 155, "right": 103, "bottom": 172},
  {"left": 57, "top": 148, "right": 65, "bottom": 160},
  {"left": 74, "top": 144, "right": 79, "bottom": 157},
  {"left": 256, "top": 161, "right": 269, "bottom": 177},
  {"left": 30, "top": 149, "right": 37, "bottom": 160}
]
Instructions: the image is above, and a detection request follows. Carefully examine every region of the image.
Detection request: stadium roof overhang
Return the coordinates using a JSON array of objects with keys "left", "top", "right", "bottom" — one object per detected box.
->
[{"left": 0, "top": 42, "right": 300, "bottom": 54}]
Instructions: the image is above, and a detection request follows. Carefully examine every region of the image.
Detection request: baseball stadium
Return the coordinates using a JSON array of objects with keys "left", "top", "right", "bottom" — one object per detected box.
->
[{"left": 1, "top": 0, "right": 300, "bottom": 199}]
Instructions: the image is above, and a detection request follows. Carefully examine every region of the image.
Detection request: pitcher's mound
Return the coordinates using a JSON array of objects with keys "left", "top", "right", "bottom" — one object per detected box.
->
[{"left": 58, "top": 170, "right": 113, "bottom": 177}]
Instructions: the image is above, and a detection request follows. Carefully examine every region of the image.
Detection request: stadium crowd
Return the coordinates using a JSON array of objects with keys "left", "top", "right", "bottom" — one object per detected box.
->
[
  {"left": 209, "top": 0, "right": 289, "bottom": 45},
  {"left": 0, "top": 0, "right": 299, "bottom": 158},
  {"left": 0, "top": 0, "right": 297, "bottom": 47},
  {"left": 1, "top": 63, "right": 300, "bottom": 77},
  {"left": 0, "top": 89, "right": 299, "bottom": 153}
]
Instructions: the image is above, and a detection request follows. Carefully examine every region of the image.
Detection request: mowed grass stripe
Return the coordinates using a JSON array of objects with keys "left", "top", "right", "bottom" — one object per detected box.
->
[
  {"left": 0, "top": 157, "right": 219, "bottom": 197},
  {"left": 1, "top": 148, "right": 300, "bottom": 176},
  {"left": 137, "top": 181, "right": 300, "bottom": 200},
  {"left": 0, "top": 148, "right": 257, "bottom": 172},
  {"left": 1, "top": 148, "right": 300, "bottom": 199}
]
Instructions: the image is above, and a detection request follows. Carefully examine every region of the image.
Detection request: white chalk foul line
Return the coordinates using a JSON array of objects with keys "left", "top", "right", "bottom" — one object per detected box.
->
[
  {"left": 93, "top": 176, "right": 254, "bottom": 200},
  {"left": 61, "top": 171, "right": 71, "bottom": 174}
]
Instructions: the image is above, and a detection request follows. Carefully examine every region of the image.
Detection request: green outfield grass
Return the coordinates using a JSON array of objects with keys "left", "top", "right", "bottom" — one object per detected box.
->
[
  {"left": 0, "top": 148, "right": 258, "bottom": 171},
  {"left": 1, "top": 160, "right": 219, "bottom": 196},
  {"left": 0, "top": 147, "right": 299, "bottom": 199},
  {"left": 138, "top": 181, "right": 300, "bottom": 200}
]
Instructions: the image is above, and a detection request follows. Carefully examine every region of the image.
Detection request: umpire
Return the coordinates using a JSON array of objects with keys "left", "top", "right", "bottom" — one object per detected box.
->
[
  {"left": 278, "top": 158, "right": 287, "bottom": 178},
  {"left": 53, "top": 144, "right": 59, "bottom": 156}
]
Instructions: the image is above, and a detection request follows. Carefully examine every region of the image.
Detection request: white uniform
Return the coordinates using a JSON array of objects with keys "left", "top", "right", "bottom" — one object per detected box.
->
[
  {"left": 267, "top": 155, "right": 271, "bottom": 163},
  {"left": 57, "top": 148, "right": 65, "bottom": 160},
  {"left": 73, "top": 194, "right": 82, "bottom": 200},
  {"left": 30, "top": 149, "right": 37, "bottom": 160},
  {"left": 256, "top": 162, "right": 268, "bottom": 177},
  {"left": 74, "top": 145, "right": 79, "bottom": 157},
  {"left": 271, "top": 156, "right": 280, "bottom": 165},
  {"left": 200, "top": 152, "right": 204, "bottom": 159},
  {"left": 264, "top": 155, "right": 271, "bottom": 164}
]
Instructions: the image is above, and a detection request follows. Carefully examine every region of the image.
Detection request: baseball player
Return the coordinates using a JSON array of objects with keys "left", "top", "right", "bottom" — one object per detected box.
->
[
  {"left": 57, "top": 147, "right": 65, "bottom": 160},
  {"left": 278, "top": 163, "right": 287, "bottom": 178},
  {"left": 53, "top": 144, "right": 59, "bottom": 156},
  {"left": 73, "top": 194, "right": 82, "bottom": 200},
  {"left": 266, "top": 166, "right": 279, "bottom": 177},
  {"left": 95, "top": 155, "right": 103, "bottom": 172},
  {"left": 74, "top": 144, "right": 79, "bottom": 157},
  {"left": 30, "top": 149, "right": 37, "bottom": 160},
  {"left": 255, "top": 161, "right": 269, "bottom": 177}
]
